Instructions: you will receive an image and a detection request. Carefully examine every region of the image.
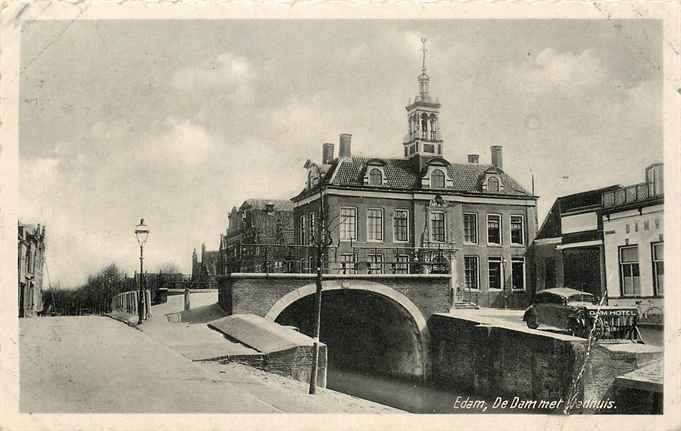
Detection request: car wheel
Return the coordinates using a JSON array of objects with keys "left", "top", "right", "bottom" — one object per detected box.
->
[{"left": 525, "top": 312, "right": 539, "bottom": 329}]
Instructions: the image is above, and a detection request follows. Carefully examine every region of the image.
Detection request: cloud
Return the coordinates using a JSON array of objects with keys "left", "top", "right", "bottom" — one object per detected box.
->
[
  {"left": 170, "top": 52, "right": 255, "bottom": 103},
  {"left": 502, "top": 48, "right": 609, "bottom": 99},
  {"left": 142, "top": 117, "right": 216, "bottom": 167}
]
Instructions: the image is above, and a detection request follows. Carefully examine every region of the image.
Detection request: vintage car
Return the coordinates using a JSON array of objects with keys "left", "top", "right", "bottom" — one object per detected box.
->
[{"left": 523, "top": 288, "right": 641, "bottom": 341}]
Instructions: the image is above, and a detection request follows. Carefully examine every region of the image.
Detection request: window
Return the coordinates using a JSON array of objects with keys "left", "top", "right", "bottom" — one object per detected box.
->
[
  {"left": 308, "top": 212, "right": 316, "bottom": 245},
  {"left": 25, "top": 248, "right": 32, "bottom": 274},
  {"left": 424, "top": 144, "right": 435, "bottom": 153},
  {"left": 510, "top": 216, "right": 524, "bottom": 246},
  {"left": 488, "top": 257, "right": 503, "bottom": 290},
  {"left": 464, "top": 256, "right": 479, "bottom": 291},
  {"left": 488, "top": 177, "right": 500, "bottom": 192},
  {"left": 619, "top": 246, "right": 640, "bottom": 296},
  {"left": 369, "top": 168, "right": 383, "bottom": 186},
  {"left": 299, "top": 216, "right": 306, "bottom": 245},
  {"left": 339, "top": 208, "right": 357, "bottom": 241},
  {"left": 395, "top": 255, "right": 409, "bottom": 274},
  {"left": 368, "top": 254, "right": 383, "bottom": 274},
  {"left": 431, "top": 212, "right": 446, "bottom": 243},
  {"left": 511, "top": 257, "right": 525, "bottom": 291},
  {"left": 464, "top": 213, "right": 478, "bottom": 244},
  {"left": 652, "top": 242, "right": 663, "bottom": 297},
  {"left": 367, "top": 209, "right": 384, "bottom": 242},
  {"left": 393, "top": 210, "right": 409, "bottom": 242},
  {"left": 339, "top": 253, "right": 355, "bottom": 274},
  {"left": 431, "top": 169, "right": 446, "bottom": 188},
  {"left": 487, "top": 214, "right": 501, "bottom": 245},
  {"left": 544, "top": 258, "right": 556, "bottom": 290}
]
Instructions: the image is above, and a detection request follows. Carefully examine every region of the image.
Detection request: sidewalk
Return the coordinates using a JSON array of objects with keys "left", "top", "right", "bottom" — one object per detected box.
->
[{"left": 135, "top": 292, "right": 402, "bottom": 413}]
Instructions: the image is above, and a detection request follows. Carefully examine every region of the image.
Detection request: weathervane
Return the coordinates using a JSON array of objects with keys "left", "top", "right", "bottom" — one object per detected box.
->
[{"left": 421, "top": 37, "right": 428, "bottom": 72}]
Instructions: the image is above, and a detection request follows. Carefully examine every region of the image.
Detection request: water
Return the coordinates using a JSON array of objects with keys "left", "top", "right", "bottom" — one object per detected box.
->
[{"left": 327, "top": 367, "right": 498, "bottom": 413}]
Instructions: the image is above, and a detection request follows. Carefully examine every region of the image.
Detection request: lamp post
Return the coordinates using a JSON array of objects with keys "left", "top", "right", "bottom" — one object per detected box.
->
[{"left": 134, "top": 219, "right": 150, "bottom": 324}]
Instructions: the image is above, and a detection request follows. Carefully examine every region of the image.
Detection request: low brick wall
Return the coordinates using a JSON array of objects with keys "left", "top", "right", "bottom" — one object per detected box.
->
[
  {"left": 266, "top": 345, "right": 328, "bottom": 388},
  {"left": 429, "top": 314, "right": 585, "bottom": 403},
  {"left": 429, "top": 314, "right": 663, "bottom": 413},
  {"left": 217, "top": 345, "right": 328, "bottom": 388}
]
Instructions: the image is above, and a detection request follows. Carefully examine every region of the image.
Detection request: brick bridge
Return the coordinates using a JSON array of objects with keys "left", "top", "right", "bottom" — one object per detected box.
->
[{"left": 218, "top": 273, "right": 453, "bottom": 380}]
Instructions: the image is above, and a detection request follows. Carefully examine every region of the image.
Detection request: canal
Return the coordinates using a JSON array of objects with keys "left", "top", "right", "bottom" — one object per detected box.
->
[{"left": 327, "top": 367, "right": 472, "bottom": 413}]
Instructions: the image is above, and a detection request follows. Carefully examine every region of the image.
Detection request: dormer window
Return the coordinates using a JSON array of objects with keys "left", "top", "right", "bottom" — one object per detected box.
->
[
  {"left": 363, "top": 160, "right": 387, "bottom": 186},
  {"left": 480, "top": 170, "right": 504, "bottom": 193},
  {"left": 431, "top": 169, "right": 446, "bottom": 188},
  {"left": 369, "top": 168, "right": 383, "bottom": 186},
  {"left": 487, "top": 177, "right": 500, "bottom": 192}
]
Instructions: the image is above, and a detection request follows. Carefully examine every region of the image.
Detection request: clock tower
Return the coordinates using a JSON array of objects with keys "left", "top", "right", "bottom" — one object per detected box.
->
[{"left": 403, "top": 38, "right": 443, "bottom": 163}]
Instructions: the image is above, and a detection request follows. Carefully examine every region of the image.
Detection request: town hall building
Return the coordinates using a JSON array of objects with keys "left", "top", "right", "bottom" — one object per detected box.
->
[{"left": 290, "top": 40, "right": 538, "bottom": 308}]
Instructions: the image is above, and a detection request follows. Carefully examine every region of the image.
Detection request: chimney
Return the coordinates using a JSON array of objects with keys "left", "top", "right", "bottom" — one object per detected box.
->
[
  {"left": 322, "top": 143, "right": 335, "bottom": 164},
  {"left": 491, "top": 146, "right": 503, "bottom": 170},
  {"left": 339, "top": 133, "right": 352, "bottom": 158},
  {"left": 467, "top": 154, "right": 480, "bottom": 164}
]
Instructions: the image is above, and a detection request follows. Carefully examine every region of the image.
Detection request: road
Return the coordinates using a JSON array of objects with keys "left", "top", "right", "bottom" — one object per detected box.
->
[
  {"left": 20, "top": 316, "right": 284, "bottom": 413},
  {"left": 464, "top": 308, "right": 663, "bottom": 347},
  {"left": 20, "top": 315, "right": 398, "bottom": 413}
]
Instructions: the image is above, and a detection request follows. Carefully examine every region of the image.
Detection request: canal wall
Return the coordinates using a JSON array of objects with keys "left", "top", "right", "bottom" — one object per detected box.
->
[{"left": 428, "top": 313, "right": 663, "bottom": 413}]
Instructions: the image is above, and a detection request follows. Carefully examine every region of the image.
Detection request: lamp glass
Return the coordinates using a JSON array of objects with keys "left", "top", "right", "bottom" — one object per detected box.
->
[{"left": 135, "top": 222, "right": 150, "bottom": 245}]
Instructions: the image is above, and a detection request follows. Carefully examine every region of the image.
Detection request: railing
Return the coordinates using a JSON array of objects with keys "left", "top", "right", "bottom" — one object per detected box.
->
[
  {"left": 224, "top": 244, "right": 456, "bottom": 275},
  {"left": 111, "top": 289, "right": 152, "bottom": 320},
  {"left": 602, "top": 182, "right": 662, "bottom": 208}
]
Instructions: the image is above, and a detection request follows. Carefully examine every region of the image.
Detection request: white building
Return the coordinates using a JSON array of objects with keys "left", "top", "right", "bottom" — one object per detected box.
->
[{"left": 601, "top": 163, "right": 664, "bottom": 322}]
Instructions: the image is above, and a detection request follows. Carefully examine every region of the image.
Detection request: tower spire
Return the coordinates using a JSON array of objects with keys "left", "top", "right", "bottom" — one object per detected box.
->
[
  {"left": 403, "top": 36, "right": 442, "bottom": 162},
  {"left": 417, "top": 37, "right": 431, "bottom": 102}
]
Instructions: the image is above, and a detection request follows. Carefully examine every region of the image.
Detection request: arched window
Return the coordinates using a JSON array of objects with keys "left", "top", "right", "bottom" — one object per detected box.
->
[
  {"left": 488, "top": 177, "right": 500, "bottom": 192},
  {"left": 369, "top": 168, "right": 383, "bottom": 185},
  {"left": 430, "top": 115, "right": 438, "bottom": 140},
  {"left": 431, "top": 169, "right": 445, "bottom": 188}
]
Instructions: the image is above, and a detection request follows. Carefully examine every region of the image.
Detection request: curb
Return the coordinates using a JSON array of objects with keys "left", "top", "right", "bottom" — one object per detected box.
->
[{"left": 105, "top": 313, "right": 144, "bottom": 332}]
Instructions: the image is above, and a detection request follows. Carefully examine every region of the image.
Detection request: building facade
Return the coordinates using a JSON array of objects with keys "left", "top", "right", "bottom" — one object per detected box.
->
[
  {"left": 191, "top": 243, "right": 220, "bottom": 289},
  {"left": 601, "top": 164, "right": 664, "bottom": 322},
  {"left": 532, "top": 186, "right": 620, "bottom": 299},
  {"left": 290, "top": 42, "right": 538, "bottom": 308},
  {"left": 222, "top": 199, "right": 295, "bottom": 273},
  {"left": 18, "top": 223, "right": 46, "bottom": 317},
  {"left": 532, "top": 164, "right": 664, "bottom": 322}
]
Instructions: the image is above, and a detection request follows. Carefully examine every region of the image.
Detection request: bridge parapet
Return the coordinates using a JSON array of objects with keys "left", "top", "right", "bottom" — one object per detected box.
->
[{"left": 218, "top": 273, "right": 452, "bottom": 322}]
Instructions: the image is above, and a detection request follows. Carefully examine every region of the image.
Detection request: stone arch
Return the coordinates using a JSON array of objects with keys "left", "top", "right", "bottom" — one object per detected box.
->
[
  {"left": 265, "top": 280, "right": 430, "bottom": 379},
  {"left": 266, "top": 281, "right": 426, "bottom": 332}
]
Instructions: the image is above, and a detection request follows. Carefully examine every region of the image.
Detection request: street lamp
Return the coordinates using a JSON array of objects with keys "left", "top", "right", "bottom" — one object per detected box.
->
[{"left": 134, "top": 218, "right": 150, "bottom": 324}]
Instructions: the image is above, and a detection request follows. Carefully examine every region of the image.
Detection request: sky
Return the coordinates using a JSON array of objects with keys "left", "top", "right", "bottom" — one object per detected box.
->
[{"left": 19, "top": 20, "right": 663, "bottom": 288}]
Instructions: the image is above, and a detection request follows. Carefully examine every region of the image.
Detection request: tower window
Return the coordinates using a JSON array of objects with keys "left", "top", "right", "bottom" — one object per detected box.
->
[
  {"left": 424, "top": 144, "right": 435, "bottom": 153},
  {"left": 431, "top": 169, "right": 445, "bottom": 188},
  {"left": 368, "top": 168, "right": 383, "bottom": 186}
]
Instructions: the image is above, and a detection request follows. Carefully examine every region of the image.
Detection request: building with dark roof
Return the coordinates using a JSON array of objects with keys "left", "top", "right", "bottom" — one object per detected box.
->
[
  {"left": 290, "top": 41, "right": 538, "bottom": 309},
  {"left": 532, "top": 163, "right": 664, "bottom": 322},
  {"left": 222, "top": 199, "right": 296, "bottom": 273},
  {"left": 18, "top": 223, "right": 46, "bottom": 317}
]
